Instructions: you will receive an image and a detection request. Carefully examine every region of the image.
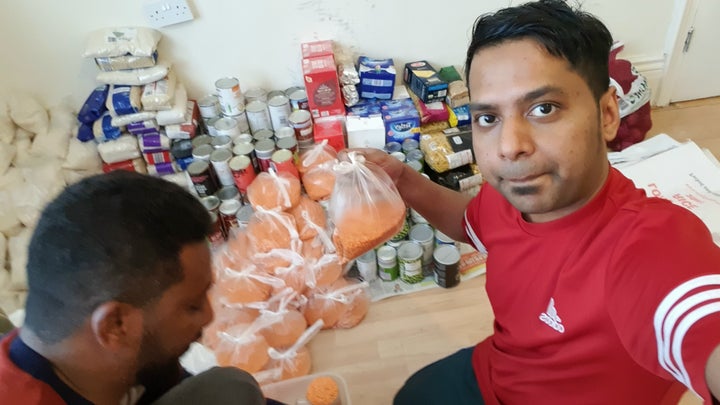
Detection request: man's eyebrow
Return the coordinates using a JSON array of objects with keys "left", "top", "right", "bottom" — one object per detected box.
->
[{"left": 467, "top": 85, "right": 566, "bottom": 111}]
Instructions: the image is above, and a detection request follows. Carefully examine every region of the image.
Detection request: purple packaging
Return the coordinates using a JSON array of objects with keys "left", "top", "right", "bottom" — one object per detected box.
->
[
  {"left": 127, "top": 120, "right": 159, "bottom": 135},
  {"left": 138, "top": 134, "right": 170, "bottom": 153},
  {"left": 147, "top": 162, "right": 178, "bottom": 176}
]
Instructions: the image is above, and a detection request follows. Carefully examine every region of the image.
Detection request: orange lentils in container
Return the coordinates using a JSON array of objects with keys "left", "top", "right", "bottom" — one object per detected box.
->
[{"left": 306, "top": 376, "right": 340, "bottom": 405}]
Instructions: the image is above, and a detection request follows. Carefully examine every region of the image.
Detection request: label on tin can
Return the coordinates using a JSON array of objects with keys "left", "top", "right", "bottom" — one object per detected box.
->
[
  {"left": 198, "top": 94, "right": 220, "bottom": 119},
  {"left": 288, "top": 109, "right": 313, "bottom": 145},
  {"left": 188, "top": 160, "right": 218, "bottom": 197},
  {"left": 210, "top": 148, "right": 234, "bottom": 187},
  {"left": 356, "top": 250, "right": 378, "bottom": 283},
  {"left": 398, "top": 242, "right": 424, "bottom": 284},
  {"left": 245, "top": 100, "right": 271, "bottom": 134},
  {"left": 377, "top": 246, "right": 399, "bottom": 281},
  {"left": 207, "top": 211, "right": 226, "bottom": 246},
  {"left": 270, "top": 149, "right": 300, "bottom": 179},
  {"left": 433, "top": 244, "right": 461, "bottom": 288},
  {"left": 215, "top": 77, "right": 245, "bottom": 116},
  {"left": 268, "top": 95, "right": 292, "bottom": 131},
  {"left": 229, "top": 155, "right": 257, "bottom": 194},
  {"left": 219, "top": 199, "right": 242, "bottom": 237}
]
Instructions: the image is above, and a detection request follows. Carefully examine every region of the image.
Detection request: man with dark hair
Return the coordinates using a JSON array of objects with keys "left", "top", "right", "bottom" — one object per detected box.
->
[
  {"left": 358, "top": 1, "right": 720, "bottom": 404},
  {"left": 0, "top": 171, "right": 267, "bottom": 404}
]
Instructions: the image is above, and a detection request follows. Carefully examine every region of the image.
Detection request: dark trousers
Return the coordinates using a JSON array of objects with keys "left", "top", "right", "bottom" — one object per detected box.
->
[
  {"left": 151, "top": 366, "right": 286, "bottom": 405},
  {"left": 394, "top": 347, "right": 485, "bottom": 405}
]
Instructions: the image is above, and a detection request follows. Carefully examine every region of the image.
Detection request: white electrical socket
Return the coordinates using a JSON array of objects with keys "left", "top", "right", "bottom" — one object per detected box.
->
[{"left": 144, "top": 0, "right": 194, "bottom": 28}]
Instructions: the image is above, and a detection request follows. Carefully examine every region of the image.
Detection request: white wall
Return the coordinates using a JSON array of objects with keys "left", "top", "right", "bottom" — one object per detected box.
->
[{"left": 0, "top": 0, "right": 674, "bottom": 109}]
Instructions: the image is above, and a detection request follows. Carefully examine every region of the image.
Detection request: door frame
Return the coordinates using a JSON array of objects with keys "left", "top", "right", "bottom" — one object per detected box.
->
[{"left": 655, "top": 0, "right": 700, "bottom": 106}]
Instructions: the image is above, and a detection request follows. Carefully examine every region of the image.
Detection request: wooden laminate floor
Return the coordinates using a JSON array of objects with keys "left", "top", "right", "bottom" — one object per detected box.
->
[{"left": 305, "top": 97, "right": 720, "bottom": 405}]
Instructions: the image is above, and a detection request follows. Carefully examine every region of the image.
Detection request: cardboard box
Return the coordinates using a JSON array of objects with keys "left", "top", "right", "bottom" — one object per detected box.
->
[
  {"left": 346, "top": 115, "right": 386, "bottom": 149},
  {"left": 357, "top": 56, "right": 396, "bottom": 100},
  {"left": 301, "top": 40, "right": 334, "bottom": 59},
  {"left": 302, "top": 55, "right": 345, "bottom": 119},
  {"left": 383, "top": 107, "right": 421, "bottom": 143},
  {"left": 346, "top": 99, "right": 383, "bottom": 117},
  {"left": 404, "top": 60, "right": 449, "bottom": 103},
  {"left": 313, "top": 115, "right": 347, "bottom": 153}
]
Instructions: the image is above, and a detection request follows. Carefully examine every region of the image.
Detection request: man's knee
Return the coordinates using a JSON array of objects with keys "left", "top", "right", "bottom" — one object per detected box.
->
[{"left": 153, "top": 367, "right": 265, "bottom": 405}]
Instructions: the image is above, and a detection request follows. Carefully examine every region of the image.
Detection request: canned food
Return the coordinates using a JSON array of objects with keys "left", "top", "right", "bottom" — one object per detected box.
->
[
  {"left": 205, "top": 117, "right": 220, "bottom": 136},
  {"left": 192, "top": 144, "right": 214, "bottom": 162},
  {"left": 216, "top": 185, "right": 241, "bottom": 203},
  {"left": 210, "top": 135, "right": 233, "bottom": 151},
  {"left": 198, "top": 94, "right": 220, "bottom": 120},
  {"left": 170, "top": 138, "right": 193, "bottom": 159},
  {"left": 434, "top": 229, "right": 456, "bottom": 248},
  {"left": 200, "top": 195, "right": 221, "bottom": 214},
  {"left": 390, "top": 216, "right": 410, "bottom": 242},
  {"left": 244, "top": 87, "right": 268, "bottom": 103},
  {"left": 385, "top": 141, "right": 402, "bottom": 154},
  {"left": 377, "top": 245, "right": 399, "bottom": 281},
  {"left": 402, "top": 138, "right": 420, "bottom": 153},
  {"left": 215, "top": 77, "right": 245, "bottom": 116},
  {"left": 433, "top": 244, "right": 461, "bottom": 288},
  {"left": 406, "top": 149, "right": 424, "bottom": 165},
  {"left": 407, "top": 160, "right": 423, "bottom": 173},
  {"left": 233, "top": 133, "right": 254, "bottom": 145},
  {"left": 187, "top": 160, "right": 218, "bottom": 197},
  {"left": 219, "top": 199, "right": 242, "bottom": 237},
  {"left": 252, "top": 129, "right": 274, "bottom": 143},
  {"left": 270, "top": 148, "right": 300, "bottom": 179},
  {"left": 409, "top": 223, "right": 435, "bottom": 276},
  {"left": 245, "top": 100, "right": 271, "bottom": 134},
  {"left": 229, "top": 155, "right": 257, "bottom": 194},
  {"left": 356, "top": 250, "right": 378, "bottom": 282},
  {"left": 254, "top": 138, "right": 276, "bottom": 172},
  {"left": 268, "top": 94, "right": 292, "bottom": 131},
  {"left": 398, "top": 241, "right": 424, "bottom": 284},
  {"left": 222, "top": 105, "right": 250, "bottom": 134},
  {"left": 288, "top": 109, "right": 313, "bottom": 147},
  {"left": 267, "top": 90, "right": 285, "bottom": 100},
  {"left": 410, "top": 208, "right": 428, "bottom": 225},
  {"left": 207, "top": 211, "right": 226, "bottom": 246},
  {"left": 235, "top": 204, "right": 254, "bottom": 229},
  {"left": 210, "top": 148, "right": 234, "bottom": 187},
  {"left": 232, "top": 142, "right": 259, "bottom": 172},
  {"left": 276, "top": 137, "right": 298, "bottom": 156},
  {"left": 275, "top": 126, "right": 296, "bottom": 141},
  {"left": 214, "top": 117, "right": 241, "bottom": 139},
  {"left": 390, "top": 151, "right": 406, "bottom": 162},
  {"left": 191, "top": 134, "right": 212, "bottom": 148},
  {"left": 286, "top": 87, "right": 309, "bottom": 111}
]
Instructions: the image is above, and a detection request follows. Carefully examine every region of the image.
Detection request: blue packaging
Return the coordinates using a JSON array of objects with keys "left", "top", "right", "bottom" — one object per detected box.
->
[
  {"left": 357, "top": 56, "right": 396, "bottom": 100},
  {"left": 108, "top": 85, "right": 140, "bottom": 115},
  {"left": 77, "top": 85, "right": 109, "bottom": 124},
  {"left": 175, "top": 156, "right": 195, "bottom": 171},
  {"left": 77, "top": 123, "right": 95, "bottom": 142},
  {"left": 380, "top": 98, "right": 415, "bottom": 112},
  {"left": 453, "top": 105, "right": 471, "bottom": 127},
  {"left": 404, "top": 60, "right": 449, "bottom": 103},
  {"left": 346, "top": 99, "right": 383, "bottom": 117},
  {"left": 94, "top": 113, "right": 123, "bottom": 142},
  {"left": 383, "top": 107, "right": 421, "bottom": 143}
]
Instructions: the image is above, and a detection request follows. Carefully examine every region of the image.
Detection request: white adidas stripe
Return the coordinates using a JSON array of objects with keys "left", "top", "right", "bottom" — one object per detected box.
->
[
  {"left": 653, "top": 275, "right": 720, "bottom": 393},
  {"left": 463, "top": 211, "right": 487, "bottom": 254}
]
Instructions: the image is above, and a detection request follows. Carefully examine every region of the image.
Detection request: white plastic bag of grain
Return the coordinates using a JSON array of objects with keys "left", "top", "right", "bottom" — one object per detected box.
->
[
  {"left": 141, "top": 70, "right": 176, "bottom": 111},
  {"left": 63, "top": 169, "right": 99, "bottom": 185},
  {"left": 8, "top": 227, "right": 31, "bottom": 290},
  {"left": 30, "top": 104, "right": 75, "bottom": 160},
  {"left": 97, "top": 134, "right": 140, "bottom": 164},
  {"left": 0, "top": 141, "right": 16, "bottom": 176},
  {"left": 96, "top": 63, "right": 169, "bottom": 86},
  {"left": 12, "top": 128, "right": 33, "bottom": 166},
  {"left": 156, "top": 83, "right": 187, "bottom": 126},
  {"left": 110, "top": 111, "right": 157, "bottom": 127},
  {"left": 63, "top": 138, "right": 102, "bottom": 171},
  {"left": 0, "top": 169, "right": 23, "bottom": 236},
  {"left": 0, "top": 97, "right": 15, "bottom": 144},
  {"left": 82, "top": 27, "right": 161, "bottom": 58},
  {"left": 10, "top": 161, "right": 65, "bottom": 228},
  {"left": 106, "top": 85, "right": 143, "bottom": 116},
  {"left": 9, "top": 92, "right": 48, "bottom": 137}
]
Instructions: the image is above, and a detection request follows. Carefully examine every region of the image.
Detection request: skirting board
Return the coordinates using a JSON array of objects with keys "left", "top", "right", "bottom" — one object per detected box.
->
[{"left": 627, "top": 56, "right": 665, "bottom": 106}]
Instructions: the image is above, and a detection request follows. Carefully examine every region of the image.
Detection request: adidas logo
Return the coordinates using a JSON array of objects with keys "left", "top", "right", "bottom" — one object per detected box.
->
[{"left": 539, "top": 297, "right": 565, "bottom": 333}]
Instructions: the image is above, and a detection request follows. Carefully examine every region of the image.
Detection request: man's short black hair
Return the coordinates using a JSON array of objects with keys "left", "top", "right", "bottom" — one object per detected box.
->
[
  {"left": 465, "top": 0, "right": 613, "bottom": 100},
  {"left": 24, "top": 171, "right": 212, "bottom": 344}
]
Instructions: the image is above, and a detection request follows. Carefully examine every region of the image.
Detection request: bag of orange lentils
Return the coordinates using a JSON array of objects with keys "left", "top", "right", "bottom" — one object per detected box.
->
[{"left": 329, "top": 151, "right": 406, "bottom": 263}]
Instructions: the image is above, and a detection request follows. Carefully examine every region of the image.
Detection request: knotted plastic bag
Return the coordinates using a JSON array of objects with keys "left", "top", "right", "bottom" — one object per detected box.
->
[
  {"left": 329, "top": 151, "right": 406, "bottom": 263},
  {"left": 303, "top": 279, "right": 370, "bottom": 329},
  {"left": 214, "top": 319, "right": 273, "bottom": 373},
  {"left": 257, "top": 289, "right": 308, "bottom": 348},
  {"left": 247, "top": 170, "right": 301, "bottom": 211},
  {"left": 263, "top": 319, "right": 324, "bottom": 382}
]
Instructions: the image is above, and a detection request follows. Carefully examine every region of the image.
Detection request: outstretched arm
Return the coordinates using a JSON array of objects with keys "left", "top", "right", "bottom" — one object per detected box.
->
[{"left": 351, "top": 148, "right": 473, "bottom": 242}]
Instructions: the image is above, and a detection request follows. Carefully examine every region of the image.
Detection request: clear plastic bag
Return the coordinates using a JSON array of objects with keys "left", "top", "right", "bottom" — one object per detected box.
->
[
  {"left": 247, "top": 170, "right": 302, "bottom": 211},
  {"left": 289, "top": 196, "right": 328, "bottom": 241},
  {"left": 246, "top": 208, "right": 300, "bottom": 254},
  {"left": 329, "top": 151, "right": 406, "bottom": 263},
  {"left": 303, "top": 279, "right": 369, "bottom": 329},
  {"left": 297, "top": 139, "right": 338, "bottom": 178}
]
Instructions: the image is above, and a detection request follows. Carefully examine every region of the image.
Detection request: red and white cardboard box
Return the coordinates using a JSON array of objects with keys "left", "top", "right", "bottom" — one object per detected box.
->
[{"left": 302, "top": 55, "right": 345, "bottom": 119}]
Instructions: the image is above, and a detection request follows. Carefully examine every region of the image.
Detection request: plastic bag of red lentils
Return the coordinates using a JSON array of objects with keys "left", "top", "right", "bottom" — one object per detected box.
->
[{"left": 329, "top": 151, "right": 406, "bottom": 263}]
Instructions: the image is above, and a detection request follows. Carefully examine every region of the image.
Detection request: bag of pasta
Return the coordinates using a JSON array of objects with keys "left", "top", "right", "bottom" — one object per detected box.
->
[
  {"left": 420, "top": 129, "right": 474, "bottom": 173},
  {"left": 329, "top": 151, "right": 405, "bottom": 263}
]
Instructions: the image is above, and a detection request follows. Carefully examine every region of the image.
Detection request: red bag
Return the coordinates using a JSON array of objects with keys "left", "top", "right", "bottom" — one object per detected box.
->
[{"left": 608, "top": 42, "right": 652, "bottom": 151}]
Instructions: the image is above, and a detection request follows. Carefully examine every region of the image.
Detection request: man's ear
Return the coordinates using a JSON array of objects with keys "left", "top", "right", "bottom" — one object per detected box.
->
[
  {"left": 600, "top": 86, "right": 621, "bottom": 143},
  {"left": 90, "top": 302, "right": 143, "bottom": 350}
]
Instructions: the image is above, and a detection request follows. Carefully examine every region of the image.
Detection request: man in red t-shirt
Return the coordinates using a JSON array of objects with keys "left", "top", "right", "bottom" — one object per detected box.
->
[{"left": 359, "top": 1, "right": 720, "bottom": 404}]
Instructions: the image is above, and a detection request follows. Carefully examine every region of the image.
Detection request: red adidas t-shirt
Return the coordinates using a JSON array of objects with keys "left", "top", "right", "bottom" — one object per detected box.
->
[{"left": 464, "top": 167, "right": 720, "bottom": 405}]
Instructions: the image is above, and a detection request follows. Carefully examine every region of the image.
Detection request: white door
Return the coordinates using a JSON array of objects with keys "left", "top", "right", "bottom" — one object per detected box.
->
[{"left": 668, "top": 0, "right": 720, "bottom": 102}]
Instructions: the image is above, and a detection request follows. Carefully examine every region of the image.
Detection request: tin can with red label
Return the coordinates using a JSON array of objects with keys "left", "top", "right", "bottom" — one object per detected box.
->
[
  {"left": 219, "top": 199, "right": 242, "bottom": 238},
  {"left": 288, "top": 109, "right": 314, "bottom": 149},
  {"left": 270, "top": 149, "right": 300, "bottom": 179},
  {"left": 254, "top": 139, "right": 276, "bottom": 172},
  {"left": 229, "top": 155, "right": 256, "bottom": 195},
  {"left": 207, "top": 211, "right": 226, "bottom": 246}
]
